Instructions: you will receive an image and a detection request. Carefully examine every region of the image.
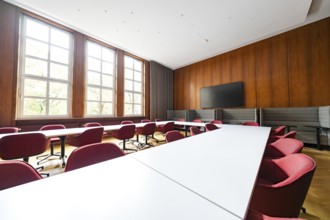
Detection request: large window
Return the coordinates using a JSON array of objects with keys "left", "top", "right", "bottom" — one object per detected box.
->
[
  {"left": 124, "top": 56, "right": 144, "bottom": 115},
  {"left": 85, "top": 41, "right": 115, "bottom": 116},
  {"left": 17, "top": 15, "right": 73, "bottom": 118}
]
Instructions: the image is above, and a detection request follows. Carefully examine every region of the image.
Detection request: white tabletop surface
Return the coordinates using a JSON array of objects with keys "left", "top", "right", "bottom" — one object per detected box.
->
[
  {"left": 0, "top": 156, "right": 240, "bottom": 220},
  {"left": 130, "top": 124, "right": 271, "bottom": 219}
]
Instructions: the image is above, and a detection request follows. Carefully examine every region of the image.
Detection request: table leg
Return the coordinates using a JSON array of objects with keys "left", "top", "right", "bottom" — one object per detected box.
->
[
  {"left": 316, "top": 127, "right": 321, "bottom": 150},
  {"left": 185, "top": 126, "right": 188, "bottom": 137},
  {"left": 60, "top": 136, "right": 67, "bottom": 167}
]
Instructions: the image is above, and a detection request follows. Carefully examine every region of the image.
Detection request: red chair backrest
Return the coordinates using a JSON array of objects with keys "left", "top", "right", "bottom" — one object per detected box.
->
[
  {"left": 250, "top": 153, "right": 316, "bottom": 217},
  {"left": 271, "top": 126, "right": 286, "bottom": 136},
  {"left": 264, "top": 138, "right": 304, "bottom": 158},
  {"left": 40, "top": 124, "right": 66, "bottom": 131},
  {"left": 0, "top": 133, "right": 49, "bottom": 160},
  {"left": 137, "top": 123, "right": 156, "bottom": 136},
  {"left": 158, "top": 122, "right": 175, "bottom": 133},
  {"left": 210, "top": 120, "right": 223, "bottom": 124},
  {"left": 121, "top": 120, "right": 134, "bottom": 125},
  {"left": 115, "top": 124, "right": 136, "bottom": 140},
  {"left": 65, "top": 142, "right": 125, "bottom": 172},
  {"left": 0, "top": 127, "right": 19, "bottom": 134},
  {"left": 243, "top": 121, "right": 260, "bottom": 126},
  {"left": 190, "top": 126, "right": 203, "bottom": 136},
  {"left": 205, "top": 123, "right": 219, "bottom": 131},
  {"left": 67, "top": 127, "right": 104, "bottom": 147},
  {"left": 0, "top": 160, "right": 42, "bottom": 190},
  {"left": 39, "top": 124, "right": 66, "bottom": 143},
  {"left": 141, "top": 119, "right": 151, "bottom": 123},
  {"left": 83, "top": 122, "right": 102, "bottom": 127},
  {"left": 280, "top": 131, "right": 296, "bottom": 139},
  {"left": 165, "top": 131, "right": 184, "bottom": 143},
  {"left": 192, "top": 119, "right": 202, "bottom": 123}
]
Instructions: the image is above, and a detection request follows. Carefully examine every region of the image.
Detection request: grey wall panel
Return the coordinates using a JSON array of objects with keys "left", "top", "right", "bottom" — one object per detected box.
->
[
  {"left": 319, "top": 106, "right": 330, "bottom": 128},
  {"left": 150, "top": 61, "right": 173, "bottom": 120},
  {"left": 194, "top": 110, "right": 215, "bottom": 122},
  {"left": 222, "top": 108, "right": 257, "bottom": 124}
]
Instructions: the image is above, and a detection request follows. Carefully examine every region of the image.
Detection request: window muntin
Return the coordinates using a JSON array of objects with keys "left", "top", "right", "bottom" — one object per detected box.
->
[
  {"left": 85, "top": 41, "right": 115, "bottom": 116},
  {"left": 17, "top": 16, "right": 73, "bottom": 118},
  {"left": 124, "top": 56, "right": 144, "bottom": 116}
]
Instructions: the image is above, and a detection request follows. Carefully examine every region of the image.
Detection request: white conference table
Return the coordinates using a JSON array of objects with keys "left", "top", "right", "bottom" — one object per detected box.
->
[
  {"left": 0, "top": 156, "right": 240, "bottom": 220},
  {"left": 0, "top": 121, "right": 201, "bottom": 166},
  {"left": 0, "top": 123, "right": 160, "bottom": 166},
  {"left": 130, "top": 124, "right": 271, "bottom": 219}
]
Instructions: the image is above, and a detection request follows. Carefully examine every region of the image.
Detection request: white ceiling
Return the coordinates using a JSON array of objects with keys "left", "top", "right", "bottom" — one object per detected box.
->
[{"left": 4, "top": 0, "right": 330, "bottom": 70}]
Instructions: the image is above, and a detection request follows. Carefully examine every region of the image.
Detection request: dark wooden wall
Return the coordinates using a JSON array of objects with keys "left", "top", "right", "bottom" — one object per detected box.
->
[
  {"left": 0, "top": 1, "right": 150, "bottom": 129},
  {"left": 174, "top": 18, "right": 330, "bottom": 110}
]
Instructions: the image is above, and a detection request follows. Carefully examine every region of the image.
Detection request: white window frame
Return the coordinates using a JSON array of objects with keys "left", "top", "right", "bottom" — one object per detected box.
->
[
  {"left": 124, "top": 55, "right": 144, "bottom": 116},
  {"left": 17, "top": 15, "right": 73, "bottom": 119},
  {"left": 85, "top": 40, "right": 116, "bottom": 116}
]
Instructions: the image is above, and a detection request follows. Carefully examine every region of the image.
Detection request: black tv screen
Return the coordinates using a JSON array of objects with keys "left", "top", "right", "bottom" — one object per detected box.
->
[{"left": 200, "top": 82, "right": 244, "bottom": 108}]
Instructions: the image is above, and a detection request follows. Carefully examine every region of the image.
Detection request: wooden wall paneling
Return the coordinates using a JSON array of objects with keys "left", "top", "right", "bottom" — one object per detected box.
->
[
  {"left": 204, "top": 59, "right": 212, "bottom": 86},
  {"left": 144, "top": 61, "right": 150, "bottom": 119},
  {"left": 0, "top": 2, "right": 18, "bottom": 127},
  {"left": 183, "top": 67, "right": 190, "bottom": 110},
  {"left": 188, "top": 65, "right": 197, "bottom": 110},
  {"left": 173, "top": 68, "right": 184, "bottom": 110},
  {"left": 230, "top": 45, "right": 257, "bottom": 107},
  {"left": 230, "top": 48, "right": 244, "bottom": 82},
  {"left": 195, "top": 62, "right": 205, "bottom": 110},
  {"left": 255, "top": 34, "right": 289, "bottom": 107},
  {"left": 72, "top": 32, "right": 85, "bottom": 118},
  {"left": 218, "top": 52, "right": 231, "bottom": 85},
  {"left": 288, "top": 18, "right": 330, "bottom": 107},
  {"left": 116, "top": 50, "right": 125, "bottom": 116},
  {"left": 210, "top": 56, "right": 220, "bottom": 86}
]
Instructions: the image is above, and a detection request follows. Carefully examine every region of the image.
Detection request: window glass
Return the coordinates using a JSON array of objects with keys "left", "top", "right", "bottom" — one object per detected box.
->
[
  {"left": 17, "top": 15, "right": 72, "bottom": 118},
  {"left": 124, "top": 56, "right": 144, "bottom": 116},
  {"left": 85, "top": 41, "right": 115, "bottom": 116}
]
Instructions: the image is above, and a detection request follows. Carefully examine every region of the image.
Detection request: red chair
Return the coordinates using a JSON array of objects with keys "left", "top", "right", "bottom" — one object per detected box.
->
[
  {"left": 155, "top": 122, "right": 175, "bottom": 143},
  {"left": 121, "top": 120, "right": 134, "bottom": 125},
  {"left": 136, "top": 123, "right": 156, "bottom": 148},
  {"left": 192, "top": 119, "right": 202, "bottom": 123},
  {"left": 37, "top": 124, "right": 66, "bottom": 165},
  {"left": 84, "top": 122, "right": 102, "bottom": 127},
  {"left": 0, "top": 160, "right": 42, "bottom": 191},
  {"left": 0, "top": 133, "right": 50, "bottom": 177},
  {"left": 264, "top": 138, "right": 304, "bottom": 158},
  {"left": 210, "top": 120, "right": 223, "bottom": 124},
  {"left": 165, "top": 130, "right": 185, "bottom": 143},
  {"left": 65, "top": 142, "right": 125, "bottom": 172},
  {"left": 190, "top": 126, "right": 203, "bottom": 136},
  {"left": 83, "top": 122, "right": 108, "bottom": 136},
  {"left": 269, "top": 131, "right": 297, "bottom": 144},
  {"left": 0, "top": 133, "right": 49, "bottom": 163},
  {"left": 271, "top": 126, "right": 286, "bottom": 136},
  {"left": 249, "top": 153, "right": 316, "bottom": 218},
  {"left": 111, "top": 124, "right": 137, "bottom": 151},
  {"left": 243, "top": 121, "right": 260, "bottom": 126},
  {"left": 66, "top": 127, "right": 104, "bottom": 148},
  {"left": 246, "top": 209, "right": 304, "bottom": 220},
  {"left": 155, "top": 118, "right": 162, "bottom": 122},
  {"left": 141, "top": 119, "right": 151, "bottom": 123},
  {"left": 175, "top": 118, "right": 185, "bottom": 131},
  {"left": 278, "top": 131, "right": 297, "bottom": 139},
  {"left": 0, "top": 127, "right": 19, "bottom": 134},
  {"left": 205, "top": 123, "right": 219, "bottom": 131}
]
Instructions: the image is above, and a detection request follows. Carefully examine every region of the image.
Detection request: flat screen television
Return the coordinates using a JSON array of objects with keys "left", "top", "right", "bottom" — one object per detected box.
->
[{"left": 200, "top": 82, "right": 244, "bottom": 108}]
